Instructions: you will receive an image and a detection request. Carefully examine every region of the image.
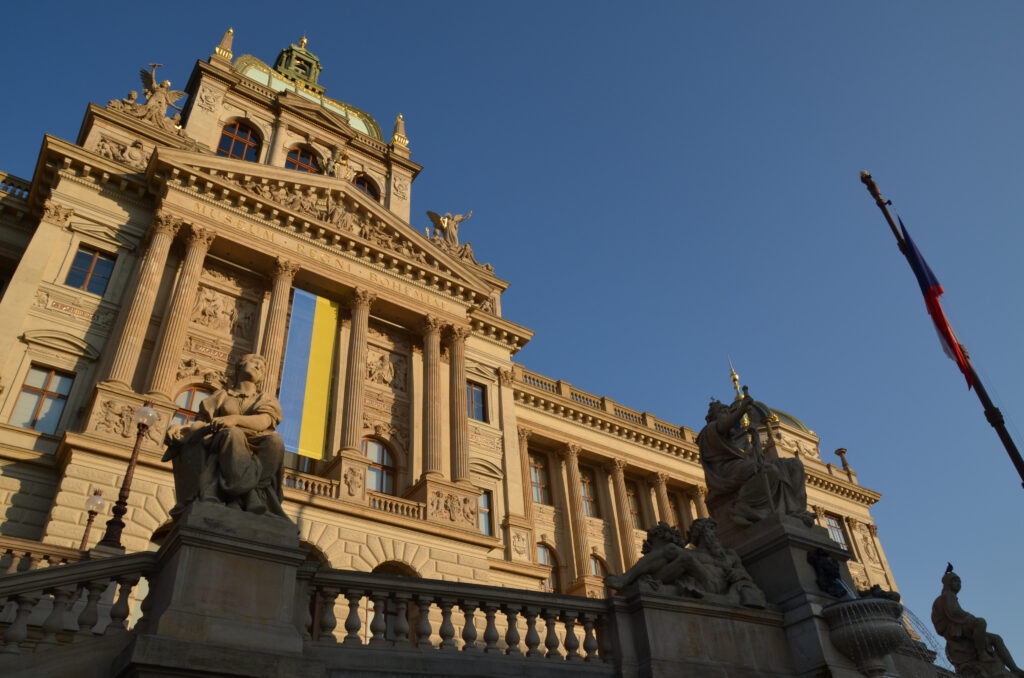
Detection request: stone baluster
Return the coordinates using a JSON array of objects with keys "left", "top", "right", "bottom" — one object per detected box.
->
[
  {"left": 318, "top": 587, "right": 340, "bottom": 643},
  {"left": 609, "top": 459, "right": 638, "bottom": 568},
  {"left": 76, "top": 579, "right": 107, "bottom": 640},
  {"left": 694, "top": 484, "right": 710, "bottom": 519},
  {"left": 560, "top": 443, "right": 590, "bottom": 580},
  {"left": 414, "top": 595, "right": 434, "bottom": 649},
  {"left": 542, "top": 608, "right": 560, "bottom": 659},
  {"left": 448, "top": 325, "right": 472, "bottom": 483},
  {"left": 503, "top": 605, "right": 522, "bottom": 655},
  {"left": 562, "top": 611, "right": 581, "bottom": 661},
  {"left": 517, "top": 427, "right": 534, "bottom": 520},
  {"left": 460, "top": 600, "right": 479, "bottom": 652},
  {"left": 0, "top": 592, "right": 40, "bottom": 653},
  {"left": 438, "top": 599, "right": 457, "bottom": 650},
  {"left": 523, "top": 606, "right": 542, "bottom": 658},
  {"left": 148, "top": 225, "right": 215, "bottom": 398},
  {"left": 37, "top": 586, "right": 74, "bottom": 646},
  {"left": 369, "top": 592, "right": 388, "bottom": 645},
  {"left": 343, "top": 590, "right": 362, "bottom": 645},
  {"left": 482, "top": 603, "right": 500, "bottom": 653},
  {"left": 339, "top": 289, "right": 376, "bottom": 454},
  {"left": 105, "top": 212, "right": 181, "bottom": 386},
  {"left": 259, "top": 258, "right": 299, "bottom": 394},
  {"left": 106, "top": 574, "right": 140, "bottom": 635},
  {"left": 581, "top": 612, "right": 600, "bottom": 662},
  {"left": 392, "top": 593, "right": 410, "bottom": 646},
  {"left": 422, "top": 315, "right": 444, "bottom": 477},
  {"left": 653, "top": 472, "right": 672, "bottom": 525}
]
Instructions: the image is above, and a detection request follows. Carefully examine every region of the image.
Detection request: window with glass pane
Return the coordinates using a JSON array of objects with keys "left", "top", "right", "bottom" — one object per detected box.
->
[
  {"left": 285, "top": 146, "right": 322, "bottom": 173},
  {"left": 467, "top": 381, "right": 487, "bottom": 422},
  {"left": 353, "top": 174, "right": 380, "bottom": 201},
  {"left": 172, "top": 385, "right": 213, "bottom": 426},
  {"left": 823, "top": 513, "right": 850, "bottom": 551},
  {"left": 217, "top": 121, "right": 261, "bottom": 162},
  {"left": 625, "top": 481, "right": 642, "bottom": 529},
  {"left": 361, "top": 438, "right": 395, "bottom": 494},
  {"left": 478, "top": 490, "right": 493, "bottom": 536},
  {"left": 536, "top": 544, "right": 558, "bottom": 592},
  {"left": 529, "top": 453, "right": 552, "bottom": 505},
  {"left": 589, "top": 555, "right": 608, "bottom": 577},
  {"left": 9, "top": 366, "right": 74, "bottom": 435},
  {"left": 64, "top": 247, "right": 115, "bottom": 296},
  {"left": 580, "top": 467, "right": 600, "bottom": 518}
]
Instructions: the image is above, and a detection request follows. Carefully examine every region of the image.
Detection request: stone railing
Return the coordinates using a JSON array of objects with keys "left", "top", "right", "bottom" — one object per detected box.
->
[
  {"left": 304, "top": 567, "right": 611, "bottom": 666},
  {"left": 0, "top": 172, "right": 30, "bottom": 200},
  {"left": 367, "top": 491, "right": 425, "bottom": 520},
  {"left": 284, "top": 468, "right": 341, "bottom": 498},
  {"left": 0, "top": 536, "right": 85, "bottom": 575},
  {"left": 0, "top": 551, "right": 156, "bottom": 654}
]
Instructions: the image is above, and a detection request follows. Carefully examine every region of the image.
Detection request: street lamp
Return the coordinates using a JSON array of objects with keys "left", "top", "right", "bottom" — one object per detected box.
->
[
  {"left": 79, "top": 490, "right": 106, "bottom": 550},
  {"left": 97, "top": 403, "right": 159, "bottom": 550}
]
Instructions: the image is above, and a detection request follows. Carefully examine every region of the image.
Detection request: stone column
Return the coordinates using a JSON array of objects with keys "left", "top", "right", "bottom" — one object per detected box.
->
[
  {"left": 653, "top": 472, "right": 672, "bottom": 526},
  {"left": 609, "top": 458, "right": 638, "bottom": 569},
  {"left": 447, "top": 325, "right": 471, "bottom": 484},
  {"left": 148, "top": 225, "right": 215, "bottom": 398},
  {"left": 259, "top": 258, "right": 299, "bottom": 395},
  {"left": 269, "top": 117, "right": 287, "bottom": 166},
  {"left": 339, "top": 288, "right": 376, "bottom": 453},
  {"left": 421, "top": 315, "right": 443, "bottom": 478},
  {"left": 106, "top": 212, "right": 181, "bottom": 387},
  {"left": 693, "top": 485, "right": 710, "bottom": 519},
  {"left": 560, "top": 443, "right": 590, "bottom": 580},
  {"left": 517, "top": 427, "right": 534, "bottom": 521}
]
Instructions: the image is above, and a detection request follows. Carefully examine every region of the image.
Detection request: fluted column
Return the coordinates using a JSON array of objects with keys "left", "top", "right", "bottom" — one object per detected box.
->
[
  {"left": 560, "top": 443, "right": 590, "bottom": 579},
  {"left": 517, "top": 427, "right": 534, "bottom": 521},
  {"left": 148, "top": 225, "right": 215, "bottom": 397},
  {"left": 447, "top": 325, "right": 471, "bottom": 484},
  {"left": 340, "top": 288, "right": 376, "bottom": 453},
  {"left": 609, "top": 459, "right": 638, "bottom": 568},
  {"left": 693, "top": 484, "right": 710, "bottom": 519},
  {"left": 106, "top": 212, "right": 181, "bottom": 386},
  {"left": 259, "top": 258, "right": 299, "bottom": 394},
  {"left": 422, "top": 315, "right": 444, "bottom": 477},
  {"left": 653, "top": 472, "right": 672, "bottom": 526}
]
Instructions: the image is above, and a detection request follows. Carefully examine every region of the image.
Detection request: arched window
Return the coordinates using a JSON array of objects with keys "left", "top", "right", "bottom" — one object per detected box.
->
[
  {"left": 172, "top": 385, "right": 213, "bottom": 426},
  {"left": 589, "top": 555, "right": 609, "bottom": 578},
  {"left": 352, "top": 173, "right": 380, "bottom": 201},
  {"left": 285, "top": 145, "right": 322, "bottom": 173},
  {"left": 217, "top": 121, "right": 261, "bottom": 162},
  {"left": 361, "top": 438, "right": 396, "bottom": 494},
  {"left": 536, "top": 544, "right": 560, "bottom": 592}
]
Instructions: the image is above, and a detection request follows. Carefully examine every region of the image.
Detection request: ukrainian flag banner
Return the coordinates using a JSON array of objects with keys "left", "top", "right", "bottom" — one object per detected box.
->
[{"left": 278, "top": 289, "right": 339, "bottom": 459}]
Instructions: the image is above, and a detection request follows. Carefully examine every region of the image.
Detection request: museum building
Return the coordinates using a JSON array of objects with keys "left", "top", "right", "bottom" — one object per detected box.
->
[{"left": 0, "top": 31, "right": 897, "bottom": 603}]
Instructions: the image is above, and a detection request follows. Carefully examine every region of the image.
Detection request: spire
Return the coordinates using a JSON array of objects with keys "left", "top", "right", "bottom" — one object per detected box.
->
[
  {"left": 214, "top": 27, "right": 234, "bottom": 61},
  {"left": 390, "top": 113, "right": 409, "bottom": 149},
  {"left": 728, "top": 356, "right": 743, "bottom": 398}
]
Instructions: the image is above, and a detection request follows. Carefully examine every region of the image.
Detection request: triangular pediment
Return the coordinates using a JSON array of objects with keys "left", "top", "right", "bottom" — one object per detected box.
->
[
  {"left": 278, "top": 92, "right": 356, "bottom": 137},
  {"left": 150, "top": 148, "right": 498, "bottom": 296},
  {"left": 68, "top": 220, "right": 136, "bottom": 252}
]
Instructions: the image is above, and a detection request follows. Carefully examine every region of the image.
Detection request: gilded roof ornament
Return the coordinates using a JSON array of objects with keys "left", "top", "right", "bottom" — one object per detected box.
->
[
  {"left": 728, "top": 356, "right": 743, "bottom": 398},
  {"left": 390, "top": 113, "right": 409, "bottom": 148},
  {"left": 215, "top": 27, "right": 234, "bottom": 61}
]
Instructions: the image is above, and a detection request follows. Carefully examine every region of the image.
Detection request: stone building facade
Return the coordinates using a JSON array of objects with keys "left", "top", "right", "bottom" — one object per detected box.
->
[{"left": 0, "top": 32, "right": 895, "bottom": 602}]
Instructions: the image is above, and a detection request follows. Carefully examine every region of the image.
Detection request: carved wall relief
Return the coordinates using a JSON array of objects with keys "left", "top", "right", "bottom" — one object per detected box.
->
[
  {"left": 92, "top": 398, "right": 165, "bottom": 444},
  {"left": 365, "top": 347, "right": 408, "bottom": 396},
  {"left": 94, "top": 136, "right": 149, "bottom": 171},
  {"left": 428, "top": 490, "right": 477, "bottom": 529},
  {"left": 856, "top": 523, "right": 881, "bottom": 566},
  {"left": 190, "top": 286, "right": 257, "bottom": 341},
  {"left": 196, "top": 86, "right": 222, "bottom": 113}
]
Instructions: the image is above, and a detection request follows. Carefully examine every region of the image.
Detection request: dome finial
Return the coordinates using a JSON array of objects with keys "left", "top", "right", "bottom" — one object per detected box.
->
[
  {"left": 390, "top": 113, "right": 409, "bottom": 148},
  {"left": 299, "top": 35, "right": 308, "bottom": 48},
  {"left": 728, "top": 356, "right": 743, "bottom": 398},
  {"left": 214, "top": 27, "right": 234, "bottom": 61}
]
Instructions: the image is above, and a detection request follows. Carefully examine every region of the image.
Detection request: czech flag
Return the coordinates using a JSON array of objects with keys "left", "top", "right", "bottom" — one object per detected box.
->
[
  {"left": 899, "top": 219, "right": 973, "bottom": 389},
  {"left": 278, "top": 289, "right": 339, "bottom": 458}
]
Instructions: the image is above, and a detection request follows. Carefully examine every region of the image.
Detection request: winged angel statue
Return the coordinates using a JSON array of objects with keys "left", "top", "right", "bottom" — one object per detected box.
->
[
  {"left": 108, "top": 63, "right": 189, "bottom": 137},
  {"left": 426, "top": 210, "right": 473, "bottom": 249}
]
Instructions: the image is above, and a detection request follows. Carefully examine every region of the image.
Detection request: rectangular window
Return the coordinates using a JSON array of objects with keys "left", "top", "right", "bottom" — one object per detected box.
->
[
  {"left": 529, "top": 453, "right": 552, "bottom": 505},
  {"left": 64, "top": 246, "right": 115, "bottom": 296},
  {"left": 9, "top": 366, "right": 74, "bottom": 435},
  {"left": 467, "top": 381, "right": 487, "bottom": 422},
  {"left": 580, "top": 467, "right": 600, "bottom": 518},
  {"left": 478, "top": 490, "right": 493, "bottom": 536},
  {"left": 625, "top": 480, "right": 642, "bottom": 530},
  {"left": 823, "top": 513, "right": 850, "bottom": 552}
]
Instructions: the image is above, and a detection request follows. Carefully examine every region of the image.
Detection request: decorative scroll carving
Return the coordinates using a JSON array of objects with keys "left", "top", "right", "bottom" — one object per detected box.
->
[
  {"left": 856, "top": 523, "right": 881, "bottom": 565},
  {"left": 511, "top": 531, "right": 528, "bottom": 557},
  {"left": 196, "top": 86, "right": 221, "bottom": 113},
  {"left": 343, "top": 466, "right": 364, "bottom": 497},
  {"left": 94, "top": 136, "right": 149, "bottom": 170},
  {"left": 499, "top": 368, "right": 515, "bottom": 387},
  {"left": 392, "top": 178, "right": 408, "bottom": 200},
  {"left": 42, "top": 201, "right": 74, "bottom": 227}
]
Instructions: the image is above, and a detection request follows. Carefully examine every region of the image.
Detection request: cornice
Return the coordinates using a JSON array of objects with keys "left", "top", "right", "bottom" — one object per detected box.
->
[{"left": 806, "top": 469, "right": 881, "bottom": 506}]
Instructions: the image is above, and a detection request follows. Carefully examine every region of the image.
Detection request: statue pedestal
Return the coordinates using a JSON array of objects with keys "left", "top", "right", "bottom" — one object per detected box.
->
[{"left": 135, "top": 501, "right": 307, "bottom": 654}]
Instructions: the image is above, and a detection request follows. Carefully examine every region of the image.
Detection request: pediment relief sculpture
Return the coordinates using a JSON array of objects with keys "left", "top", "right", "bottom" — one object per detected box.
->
[
  {"left": 94, "top": 136, "right": 150, "bottom": 171},
  {"left": 106, "top": 64, "right": 191, "bottom": 139}
]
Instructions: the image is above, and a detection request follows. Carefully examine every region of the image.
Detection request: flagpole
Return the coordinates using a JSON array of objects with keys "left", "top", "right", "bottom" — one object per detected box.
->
[{"left": 860, "top": 171, "right": 1024, "bottom": 490}]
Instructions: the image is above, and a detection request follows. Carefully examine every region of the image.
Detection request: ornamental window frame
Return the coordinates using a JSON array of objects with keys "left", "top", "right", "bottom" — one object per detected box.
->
[
  {"left": 216, "top": 120, "right": 262, "bottom": 163},
  {"left": 285, "top": 145, "right": 323, "bottom": 173},
  {"left": 467, "top": 380, "right": 488, "bottom": 423}
]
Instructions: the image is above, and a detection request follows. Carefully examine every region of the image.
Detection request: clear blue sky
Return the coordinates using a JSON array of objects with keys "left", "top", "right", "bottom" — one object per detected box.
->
[{"left": 3, "top": 1, "right": 1022, "bottom": 659}]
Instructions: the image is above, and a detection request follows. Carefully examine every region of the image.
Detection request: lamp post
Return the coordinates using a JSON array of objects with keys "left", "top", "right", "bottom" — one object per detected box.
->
[
  {"left": 97, "top": 403, "right": 159, "bottom": 550},
  {"left": 79, "top": 490, "right": 107, "bottom": 550}
]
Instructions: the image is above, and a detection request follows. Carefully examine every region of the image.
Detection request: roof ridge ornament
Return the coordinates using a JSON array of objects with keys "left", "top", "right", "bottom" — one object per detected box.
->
[
  {"left": 391, "top": 114, "right": 409, "bottom": 149},
  {"left": 214, "top": 27, "right": 234, "bottom": 61}
]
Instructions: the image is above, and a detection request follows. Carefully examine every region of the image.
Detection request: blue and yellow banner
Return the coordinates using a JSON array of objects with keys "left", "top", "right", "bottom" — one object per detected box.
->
[{"left": 278, "top": 289, "right": 339, "bottom": 459}]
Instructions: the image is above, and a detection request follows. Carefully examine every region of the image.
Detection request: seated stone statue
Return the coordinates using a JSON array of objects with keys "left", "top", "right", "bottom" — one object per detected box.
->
[
  {"left": 698, "top": 396, "right": 814, "bottom": 528},
  {"left": 605, "top": 520, "right": 766, "bottom": 608},
  {"left": 932, "top": 565, "right": 1024, "bottom": 677},
  {"left": 163, "top": 354, "right": 288, "bottom": 518}
]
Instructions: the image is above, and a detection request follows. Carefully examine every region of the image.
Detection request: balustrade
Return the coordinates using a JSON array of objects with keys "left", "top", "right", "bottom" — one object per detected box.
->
[{"left": 0, "top": 171, "right": 30, "bottom": 199}]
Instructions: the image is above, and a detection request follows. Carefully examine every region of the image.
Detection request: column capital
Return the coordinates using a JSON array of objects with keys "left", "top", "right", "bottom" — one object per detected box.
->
[
  {"left": 606, "top": 458, "right": 627, "bottom": 476},
  {"left": 151, "top": 210, "right": 182, "bottom": 237},
  {"left": 273, "top": 257, "right": 300, "bottom": 281},
  {"left": 812, "top": 504, "right": 826, "bottom": 521},
  {"left": 446, "top": 324, "right": 472, "bottom": 342},
  {"left": 560, "top": 442, "right": 581, "bottom": 461},
  {"left": 351, "top": 287, "right": 377, "bottom": 310},
  {"left": 695, "top": 484, "right": 707, "bottom": 498},
  {"left": 517, "top": 427, "right": 532, "bottom": 444},
  {"left": 499, "top": 368, "right": 515, "bottom": 387},
  {"left": 654, "top": 471, "right": 669, "bottom": 488},
  {"left": 41, "top": 200, "right": 74, "bottom": 227},
  {"left": 867, "top": 523, "right": 878, "bottom": 537},
  {"left": 187, "top": 224, "right": 216, "bottom": 248},
  {"left": 422, "top": 314, "right": 443, "bottom": 335}
]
